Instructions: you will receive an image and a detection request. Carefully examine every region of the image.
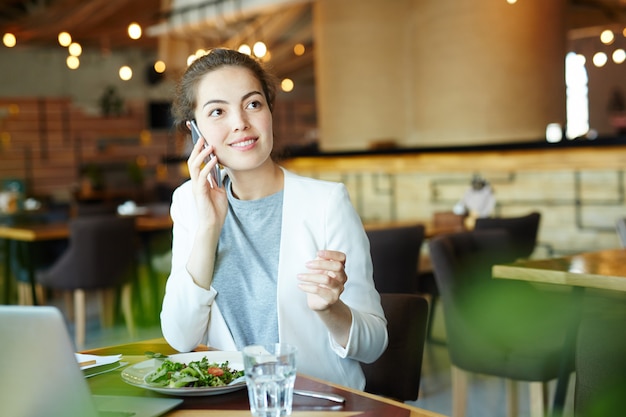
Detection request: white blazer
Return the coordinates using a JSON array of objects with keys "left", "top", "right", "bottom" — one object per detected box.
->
[{"left": 160, "top": 168, "right": 388, "bottom": 389}]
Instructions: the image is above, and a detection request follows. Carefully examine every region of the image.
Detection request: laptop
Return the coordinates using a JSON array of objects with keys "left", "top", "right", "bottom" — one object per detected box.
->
[{"left": 0, "top": 305, "right": 182, "bottom": 417}]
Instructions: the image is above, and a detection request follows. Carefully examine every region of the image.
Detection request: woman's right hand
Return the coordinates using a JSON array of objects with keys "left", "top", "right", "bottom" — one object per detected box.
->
[{"left": 187, "top": 137, "right": 228, "bottom": 230}]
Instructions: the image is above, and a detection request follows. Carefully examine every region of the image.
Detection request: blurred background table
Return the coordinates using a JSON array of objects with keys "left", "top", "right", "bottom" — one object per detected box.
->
[{"left": 0, "top": 213, "right": 172, "bottom": 306}]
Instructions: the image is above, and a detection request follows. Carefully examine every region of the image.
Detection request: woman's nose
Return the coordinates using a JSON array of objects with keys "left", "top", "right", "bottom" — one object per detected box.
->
[{"left": 231, "top": 110, "right": 249, "bottom": 131}]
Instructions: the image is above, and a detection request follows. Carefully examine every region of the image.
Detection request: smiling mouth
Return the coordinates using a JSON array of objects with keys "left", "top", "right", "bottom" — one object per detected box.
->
[{"left": 230, "top": 138, "right": 256, "bottom": 148}]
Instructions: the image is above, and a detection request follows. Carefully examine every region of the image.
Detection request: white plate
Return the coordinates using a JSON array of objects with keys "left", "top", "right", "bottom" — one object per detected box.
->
[{"left": 121, "top": 351, "right": 246, "bottom": 397}]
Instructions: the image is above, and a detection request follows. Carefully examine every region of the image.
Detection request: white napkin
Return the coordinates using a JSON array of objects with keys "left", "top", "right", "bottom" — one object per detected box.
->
[{"left": 75, "top": 353, "right": 122, "bottom": 370}]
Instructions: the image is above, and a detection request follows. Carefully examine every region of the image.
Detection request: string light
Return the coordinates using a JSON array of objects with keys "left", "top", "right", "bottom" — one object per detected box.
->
[
  {"left": 119, "top": 65, "right": 133, "bottom": 80},
  {"left": 127, "top": 23, "right": 142, "bottom": 40},
  {"left": 613, "top": 49, "right": 626, "bottom": 64},
  {"left": 281, "top": 78, "right": 294, "bottom": 92},
  {"left": 252, "top": 41, "right": 267, "bottom": 58},
  {"left": 2, "top": 33, "right": 16, "bottom": 47},
  {"left": 66, "top": 55, "right": 80, "bottom": 69},
  {"left": 58, "top": 32, "right": 71, "bottom": 47},
  {"left": 593, "top": 52, "right": 608, "bottom": 67},
  {"left": 293, "top": 43, "right": 305, "bottom": 56},
  {"left": 154, "top": 60, "right": 166, "bottom": 73},
  {"left": 600, "top": 29, "right": 615, "bottom": 45},
  {"left": 238, "top": 44, "right": 251, "bottom": 55},
  {"left": 68, "top": 42, "right": 82, "bottom": 57}
]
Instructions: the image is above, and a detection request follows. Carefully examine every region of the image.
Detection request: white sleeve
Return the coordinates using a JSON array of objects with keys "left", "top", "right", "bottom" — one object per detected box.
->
[
  {"left": 324, "top": 184, "right": 389, "bottom": 363},
  {"left": 160, "top": 184, "right": 215, "bottom": 352}
]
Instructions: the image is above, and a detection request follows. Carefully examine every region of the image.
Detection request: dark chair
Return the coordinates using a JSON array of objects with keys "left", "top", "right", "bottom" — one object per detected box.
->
[
  {"left": 37, "top": 215, "right": 138, "bottom": 348},
  {"left": 365, "top": 224, "right": 425, "bottom": 294},
  {"left": 429, "top": 229, "right": 576, "bottom": 417},
  {"left": 72, "top": 201, "right": 118, "bottom": 217},
  {"left": 362, "top": 293, "right": 429, "bottom": 401},
  {"left": 574, "top": 310, "right": 626, "bottom": 417},
  {"left": 474, "top": 211, "right": 541, "bottom": 259}
]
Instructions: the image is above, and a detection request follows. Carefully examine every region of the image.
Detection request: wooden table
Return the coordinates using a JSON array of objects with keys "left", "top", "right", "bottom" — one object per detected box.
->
[
  {"left": 363, "top": 219, "right": 464, "bottom": 239},
  {"left": 493, "top": 248, "right": 626, "bottom": 294},
  {"left": 0, "top": 214, "right": 173, "bottom": 306},
  {"left": 83, "top": 338, "right": 446, "bottom": 417},
  {"left": 492, "top": 248, "right": 626, "bottom": 415}
]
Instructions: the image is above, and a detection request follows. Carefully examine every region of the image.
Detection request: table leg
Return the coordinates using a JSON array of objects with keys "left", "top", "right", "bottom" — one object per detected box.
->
[
  {"left": 552, "top": 286, "right": 584, "bottom": 416},
  {"left": 27, "top": 245, "right": 38, "bottom": 306},
  {"left": 16, "top": 241, "right": 39, "bottom": 306},
  {"left": 141, "top": 231, "right": 161, "bottom": 324},
  {"left": 2, "top": 238, "right": 11, "bottom": 304}
]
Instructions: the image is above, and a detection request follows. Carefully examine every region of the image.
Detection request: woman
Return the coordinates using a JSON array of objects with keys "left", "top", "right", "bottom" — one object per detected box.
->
[{"left": 160, "top": 48, "right": 387, "bottom": 389}]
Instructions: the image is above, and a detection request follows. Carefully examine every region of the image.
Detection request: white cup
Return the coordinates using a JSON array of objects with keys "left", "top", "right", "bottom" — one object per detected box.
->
[{"left": 242, "top": 343, "right": 297, "bottom": 417}]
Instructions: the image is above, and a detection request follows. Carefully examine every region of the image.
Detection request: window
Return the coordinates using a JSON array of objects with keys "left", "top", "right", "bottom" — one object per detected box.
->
[{"left": 565, "top": 52, "right": 589, "bottom": 139}]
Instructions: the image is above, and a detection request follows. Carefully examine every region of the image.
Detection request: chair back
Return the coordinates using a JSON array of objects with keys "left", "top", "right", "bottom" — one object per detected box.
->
[
  {"left": 575, "top": 313, "right": 626, "bottom": 417},
  {"left": 366, "top": 224, "right": 425, "bottom": 293},
  {"left": 38, "top": 215, "right": 137, "bottom": 290},
  {"left": 474, "top": 211, "right": 540, "bottom": 259},
  {"left": 362, "top": 293, "right": 429, "bottom": 401},
  {"left": 428, "top": 229, "right": 574, "bottom": 380},
  {"left": 73, "top": 201, "right": 117, "bottom": 217}
]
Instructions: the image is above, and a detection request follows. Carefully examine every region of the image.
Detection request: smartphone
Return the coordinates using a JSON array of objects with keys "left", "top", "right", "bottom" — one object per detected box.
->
[{"left": 189, "top": 120, "right": 222, "bottom": 188}]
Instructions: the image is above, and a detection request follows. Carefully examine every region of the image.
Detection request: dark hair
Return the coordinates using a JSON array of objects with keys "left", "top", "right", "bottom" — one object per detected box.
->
[{"left": 171, "top": 48, "right": 277, "bottom": 134}]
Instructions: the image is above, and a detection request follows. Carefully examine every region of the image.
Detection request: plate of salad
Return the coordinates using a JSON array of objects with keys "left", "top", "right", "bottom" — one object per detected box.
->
[{"left": 121, "top": 351, "right": 246, "bottom": 396}]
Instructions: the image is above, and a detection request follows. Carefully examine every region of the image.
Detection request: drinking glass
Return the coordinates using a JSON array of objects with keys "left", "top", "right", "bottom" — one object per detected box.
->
[{"left": 242, "top": 343, "right": 297, "bottom": 417}]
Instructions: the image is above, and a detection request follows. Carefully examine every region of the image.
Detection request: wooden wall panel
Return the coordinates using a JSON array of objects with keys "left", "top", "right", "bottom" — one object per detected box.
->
[{"left": 0, "top": 97, "right": 174, "bottom": 203}]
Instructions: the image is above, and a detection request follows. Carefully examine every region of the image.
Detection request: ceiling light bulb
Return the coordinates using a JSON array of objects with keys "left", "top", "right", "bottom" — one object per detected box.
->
[
  {"left": 154, "top": 60, "right": 166, "bottom": 73},
  {"left": 293, "top": 43, "right": 305, "bottom": 56},
  {"left": 119, "top": 65, "right": 133, "bottom": 81},
  {"left": 238, "top": 44, "right": 251, "bottom": 55},
  {"left": 253, "top": 41, "right": 267, "bottom": 58},
  {"left": 68, "top": 42, "right": 82, "bottom": 57},
  {"left": 613, "top": 49, "right": 626, "bottom": 64},
  {"left": 2, "top": 33, "right": 16, "bottom": 48},
  {"left": 593, "top": 52, "right": 608, "bottom": 67},
  {"left": 66, "top": 55, "right": 80, "bottom": 70},
  {"left": 281, "top": 78, "right": 294, "bottom": 92},
  {"left": 128, "top": 23, "right": 142, "bottom": 40},
  {"left": 58, "top": 32, "right": 71, "bottom": 47},
  {"left": 600, "top": 29, "right": 614, "bottom": 45}
]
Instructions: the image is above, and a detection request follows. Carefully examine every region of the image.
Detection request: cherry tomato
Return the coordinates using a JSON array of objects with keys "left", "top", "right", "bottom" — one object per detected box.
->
[{"left": 207, "top": 367, "right": 224, "bottom": 377}]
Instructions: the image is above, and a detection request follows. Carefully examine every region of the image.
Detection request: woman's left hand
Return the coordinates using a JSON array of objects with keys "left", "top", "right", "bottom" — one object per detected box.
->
[{"left": 298, "top": 250, "right": 347, "bottom": 311}]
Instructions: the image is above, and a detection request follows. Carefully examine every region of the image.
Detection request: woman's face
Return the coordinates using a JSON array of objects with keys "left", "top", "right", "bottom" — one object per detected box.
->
[{"left": 193, "top": 65, "right": 273, "bottom": 172}]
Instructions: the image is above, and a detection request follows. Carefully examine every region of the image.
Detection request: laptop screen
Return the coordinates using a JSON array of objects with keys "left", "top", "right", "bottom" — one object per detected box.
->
[{"left": 0, "top": 305, "right": 181, "bottom": 417}]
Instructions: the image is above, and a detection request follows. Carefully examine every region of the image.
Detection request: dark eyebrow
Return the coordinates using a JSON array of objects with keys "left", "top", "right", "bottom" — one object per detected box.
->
[
  {"left": 243, "top": 91, "right": 263, "bottom": 101},
  {"left": 201, "top": 91, "right": 263, "bottom": 110},
  {"left": 202, "top": 99, "right": 227, "bottom": 109}
]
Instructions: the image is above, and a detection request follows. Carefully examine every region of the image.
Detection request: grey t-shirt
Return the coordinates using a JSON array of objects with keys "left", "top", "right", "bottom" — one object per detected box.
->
[{"left": 211, "top": 178, "right": 283, "bottom": 348}]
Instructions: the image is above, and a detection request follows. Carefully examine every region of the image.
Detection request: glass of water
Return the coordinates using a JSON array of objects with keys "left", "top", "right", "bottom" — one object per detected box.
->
[{"left": 242, "top": 343, "right": 297, "bottom": 417}]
